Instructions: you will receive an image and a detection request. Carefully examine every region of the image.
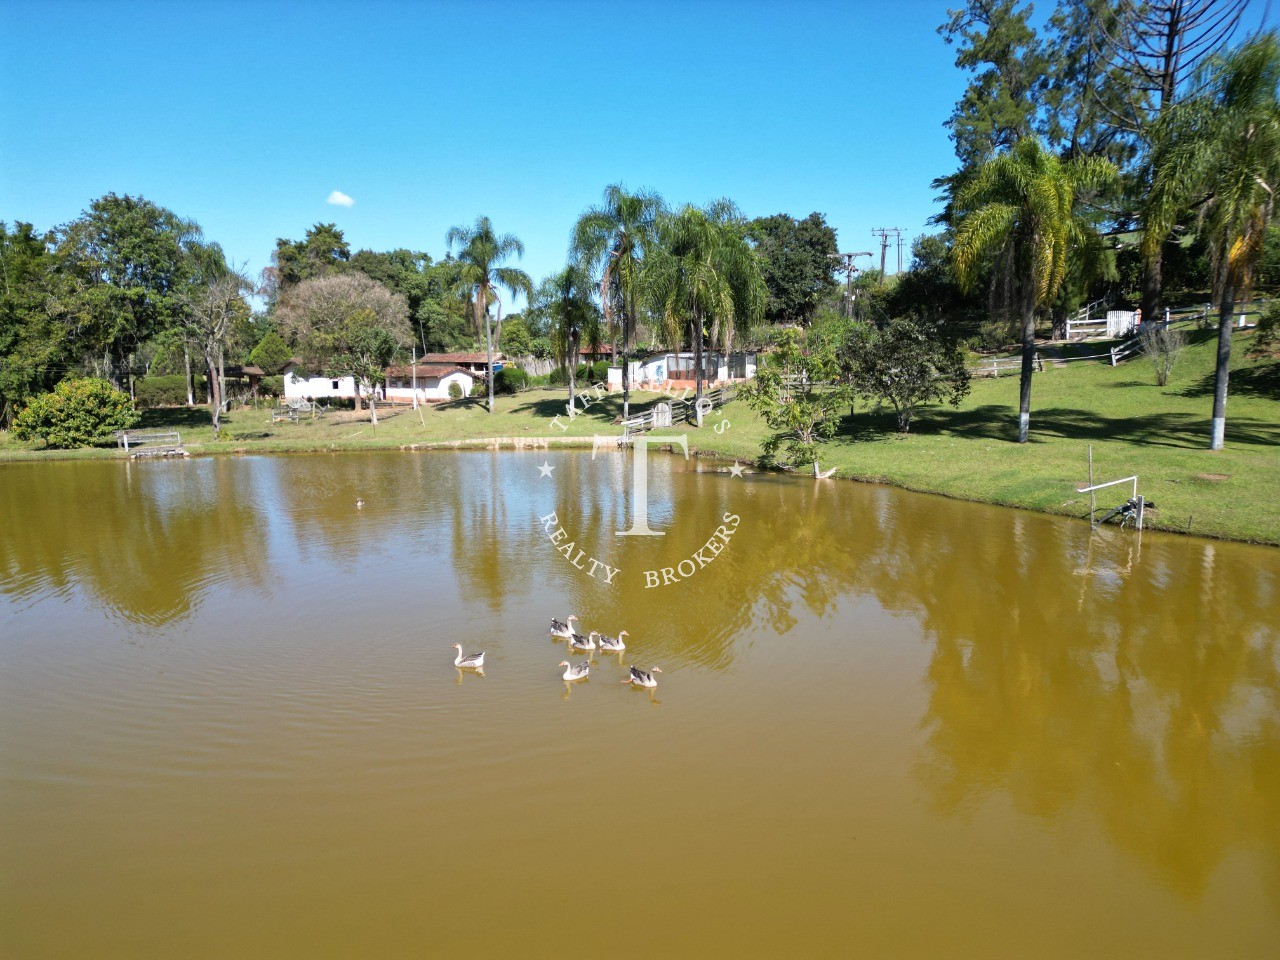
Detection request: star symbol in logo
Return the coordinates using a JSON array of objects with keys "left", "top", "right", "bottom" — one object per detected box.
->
[
  {"left": 538, "top": 461, "right": 555, "bottom": 478},
  {"left": 729, "top": 461, "right": 746, "bottom": 478}
]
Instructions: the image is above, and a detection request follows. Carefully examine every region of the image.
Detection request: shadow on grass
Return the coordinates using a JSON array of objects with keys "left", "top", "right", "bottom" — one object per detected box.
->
[
  {"left": 833, "top": 401, "right": 1280, "bottom": 449},
  {"left": 1178, "top": 361, "right": 1280, "bottom": 400},
  {"left": 137, "top": 407, "right": 214, "bottom": 430}
]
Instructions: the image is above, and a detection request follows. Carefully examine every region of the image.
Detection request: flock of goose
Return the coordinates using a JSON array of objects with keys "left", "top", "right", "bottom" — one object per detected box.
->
[{"left": 450, "top": 614, "right": 663, "bottom": 689}]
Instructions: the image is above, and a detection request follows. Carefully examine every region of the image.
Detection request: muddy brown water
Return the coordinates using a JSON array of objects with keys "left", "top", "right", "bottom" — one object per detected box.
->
[{"left": 2, "top": 452, "right": 1278, "bottom": 957}]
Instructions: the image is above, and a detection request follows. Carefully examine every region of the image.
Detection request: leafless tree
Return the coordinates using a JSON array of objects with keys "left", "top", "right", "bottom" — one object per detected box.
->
[
  {"left": 275, "top": 272, "right": 411, "bottom": 412},
  {"left": 1093, "top": 0, "right": 1248, "bottom": 316},
  {"left": 1140, "top": 322, "right": 1186, "bottom": 386},
  {"left": 180, "top": 266, "right": 252, "bottom": 435}
]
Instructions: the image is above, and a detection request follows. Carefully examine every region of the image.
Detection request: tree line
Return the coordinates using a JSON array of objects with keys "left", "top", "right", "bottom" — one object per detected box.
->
[{"left": 2, "top": 0, "right": 1276, "bottom": 454}]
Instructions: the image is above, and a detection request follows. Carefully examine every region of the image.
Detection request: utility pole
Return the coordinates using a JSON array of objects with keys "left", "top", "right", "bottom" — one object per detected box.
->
[
  {"left": 870, "top": 227, "right": 902, "bottom": 287},
  {"left": 828, "top": 251, "right": 873, "bottom": 318}
]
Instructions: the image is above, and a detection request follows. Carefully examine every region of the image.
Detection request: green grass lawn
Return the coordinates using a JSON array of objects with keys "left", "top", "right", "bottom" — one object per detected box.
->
[{"left": 3, "top": 327, "right": 1278, "bottom": 544}]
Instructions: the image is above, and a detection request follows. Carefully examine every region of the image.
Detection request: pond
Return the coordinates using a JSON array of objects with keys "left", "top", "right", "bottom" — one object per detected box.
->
[{"left": 2, "top": 451, "right": 1278, "bottom": 957}]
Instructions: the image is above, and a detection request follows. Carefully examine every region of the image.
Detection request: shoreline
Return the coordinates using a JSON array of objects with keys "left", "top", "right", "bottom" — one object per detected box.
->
[{"left": 5, "top": 432, "right": 1276, "bottom": 547}]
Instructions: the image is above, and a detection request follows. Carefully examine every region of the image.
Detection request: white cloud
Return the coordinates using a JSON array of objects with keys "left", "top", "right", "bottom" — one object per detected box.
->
[{"left": 326, "top": 190, "right": 355, "bottom": 208}]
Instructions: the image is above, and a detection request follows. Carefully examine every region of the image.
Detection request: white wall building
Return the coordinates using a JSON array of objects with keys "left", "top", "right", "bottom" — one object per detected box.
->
[
  {"left": 611, "top": 351, "right": 759, "bottom": 390},
  {"left": 384, "top": 363, "right": 476, "bottom": 403},
  {"left": 283, "top": 362, "right": 476, "bottom": 404}
]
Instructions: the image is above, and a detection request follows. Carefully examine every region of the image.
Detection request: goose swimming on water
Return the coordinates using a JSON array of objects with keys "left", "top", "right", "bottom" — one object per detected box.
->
[
  {"left": 451, "top": 643, "right": 485, "bottom": 669},
  {"left": 597, "top": 630, "right": 628, "bottom": 651},
  {"left": 558, "top": 660, "right": 590, "bottom": 681},
  {"left": 622, "top": 665, "right": 662, "bottom": 688},
  {"left": 569, "top": 631, "right": 596, "bottom": 651},
  {"left": 549, "top": 615, "right": 578, "bottom": 638}
]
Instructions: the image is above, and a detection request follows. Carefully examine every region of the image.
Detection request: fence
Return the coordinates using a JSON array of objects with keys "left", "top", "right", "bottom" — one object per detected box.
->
[{"left": 967, "top": 353, "right": 1045, "bottom": 378}]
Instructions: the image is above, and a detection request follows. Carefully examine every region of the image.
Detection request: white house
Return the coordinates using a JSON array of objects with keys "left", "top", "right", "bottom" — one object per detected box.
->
[
  {"left": 609, "top": 350, "right": 759, "bottom": 390},
  {"left": 283, "top": 365, "right": 360, "bottom": 402},
  {"left": 421, "top": 352, "right": 505, "bottom": 375},
  {"left": 282, "top": 361, "right": 476, "bottom": 404},
  {"left": 384, "top": 363, "right": 476, "bottom": 403}
]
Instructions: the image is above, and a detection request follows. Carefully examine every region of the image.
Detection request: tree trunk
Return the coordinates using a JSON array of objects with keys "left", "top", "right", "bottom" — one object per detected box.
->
[
  {"left": 369, "top": 386, "right": 379, "bottom": 425},
  {"left": 1210, "top": 280, "right": 1235, "bottom": 451},
  {"left": 206, "top": 353, "right": 221, "bottom": 434},
  {"left": 217, "top": 348, "right": 226, "bottom": 419},
  {"left": 183, "top": 344, "right": 193, "bottom": 405},
  {"left": 1141, "top": 250, "right": 1163, "bottom": 322},
  {"left": 693, "top": 316, "right": 704, "bottom": 427},
  {"left": 567, "top": 330, "right": 578, "bottom": 418},
  {"left": 1017, "top": 299, "right": 1035, "bottom": 444}
]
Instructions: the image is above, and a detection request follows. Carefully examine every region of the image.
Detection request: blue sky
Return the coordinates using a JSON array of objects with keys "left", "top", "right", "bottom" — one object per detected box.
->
[{"left": 5, "top": 1, "right": 980, "bottom": 300}]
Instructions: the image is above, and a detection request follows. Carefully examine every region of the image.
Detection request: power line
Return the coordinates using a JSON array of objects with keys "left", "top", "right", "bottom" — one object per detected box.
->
[{"left": 870, "top": 228, "right": 903, "bottom": 286}]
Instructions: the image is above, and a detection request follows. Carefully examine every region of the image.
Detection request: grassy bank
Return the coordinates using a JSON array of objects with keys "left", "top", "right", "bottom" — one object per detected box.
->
[{"left": 3, "top": 328, "right": 1278, "bottom": 544}]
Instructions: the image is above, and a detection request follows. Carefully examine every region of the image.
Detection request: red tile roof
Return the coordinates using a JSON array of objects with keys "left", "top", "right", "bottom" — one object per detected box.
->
[
  {"left": 421, "top": 352, "right": 503, "bottom": 364},
  {"left": 384, "top": 363, "right": 475, "bottom": 378}
]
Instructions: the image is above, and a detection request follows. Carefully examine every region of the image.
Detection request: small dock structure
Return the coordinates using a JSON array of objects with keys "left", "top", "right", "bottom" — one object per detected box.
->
[{"left": 116, "top": 430, "right": 187, "bottom": 459}]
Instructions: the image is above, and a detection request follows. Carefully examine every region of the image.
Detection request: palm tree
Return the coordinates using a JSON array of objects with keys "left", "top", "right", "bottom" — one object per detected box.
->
[
  {"left": 446, "top": 216, "right": 534, "bottom": 414},
  {"left": 571, "top": 185, "right": 665, "bottom": 422},
  {"left": 1143, "top": 33, "right": 1280, "bottom": 450},
  {"left": 645, "top": 202, "right": 765, "bottom": 424},
  {"left": 953, "top": 138, "right": 1116, "bottom": 442},
  {"left": 538, "top": 265, "right": 600, "bottom": 417}
]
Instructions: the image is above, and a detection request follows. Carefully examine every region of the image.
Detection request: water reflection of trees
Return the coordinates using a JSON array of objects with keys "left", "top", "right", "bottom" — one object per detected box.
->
[
  {"left": 0, "top": 459, "right": 268, "bottom": 626},
  {"left": 547, "top": 459, "right": 1280, "bottom": 901}
]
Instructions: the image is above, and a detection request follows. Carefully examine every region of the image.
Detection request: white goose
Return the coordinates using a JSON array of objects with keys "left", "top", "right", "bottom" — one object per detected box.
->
[
  {"left": 568, "top": 631, "right": 596, "bottom": 651},
  {"left": 558, "top": 659, "right": 590, "bottom": 681},
  {"left": 622, "top": 665, "right": 662, "bottom": 688},
  {"left": 597, "top": 630, "right": 628, "bottom": 651},
  {"left": 549, "top": 615, "right": 579, "bottom": 638},
  {"left": 451, "top": 643, "right": 485, "bottom": 669}
]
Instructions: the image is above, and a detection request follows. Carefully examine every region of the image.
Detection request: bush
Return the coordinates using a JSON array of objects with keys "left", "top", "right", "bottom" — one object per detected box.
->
[
  {"left": 12, "top": 378, "right": 139, "bottom": 448},
  {"left": 470, "top": 382, "right": 486, "bottom": 397},
  {"left": 448, "top": 381, "right": 464, "bottom": 401},
  {"left": 525, "top": 373, "right": 551, "bottom": 388},
  {"left": 258, "top": 375, "right": 284, "bottom": 398},
  {"left": 494, "top": 366, "right": 529, "bottom": 394},
  {"left": 548, "top": 367, "right": 567, "bottom": 387},
  {"left": 135, "top": 375, "right": 193, "bottom": 407},
  {"left": 573, "top": 360, "right": 611, "bottom": 384}
]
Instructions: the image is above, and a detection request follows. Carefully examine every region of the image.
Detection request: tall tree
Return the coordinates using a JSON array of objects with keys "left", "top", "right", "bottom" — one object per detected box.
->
[
  {"left": 1144, "top": 33, "right": 1280, "bottom": 450},
  {"left": 55, "top": 193, "right": 196, "bottom": 388},
  {"left": 446, "top": 216, "right": 533, "bottom": 414},
  {"left": 0, "top": 222, "right": 71, "bottom": 426},
  {"left": 939, "top": 0, "right": 1047, "bottom": 168},
  {"left": 646, "top": 202, "right": 765, "bottom": 424},
  {"left": 539, "top": 265, "right": 600, "bottom": 418},
  {"left": 265, "top": 223, "right": 351, "bottom": 301},
  {"left": 178, "top": 244, "right": 252, "bottom": 434},
  {"left": 1093, "top": 0, "right": 1249, "bottom": 318},
  {"left": 953, "top": 138, "right": 1117, "bottom": 442},
  {"left": 571, "top": 185, "right": 665, "bottom": 423},
  {"left": 745, "top": 212, "right": 839, "bottom": 326}
]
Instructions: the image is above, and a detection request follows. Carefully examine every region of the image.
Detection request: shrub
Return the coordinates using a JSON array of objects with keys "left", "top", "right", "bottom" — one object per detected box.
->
[
  {"left": 12, "top": 378, "right": 139, "bottom": 448},
  {"left": 135, "top": 375, "right": 191, "bottom": 407},
  {"left": 258, "top": 375, "right": 284, "bottom": 398},
  {"left": 470, "top": 382, "right": 486, "bottom": 397},
  {"left": 448, "top": 381, "right": 464, "bottom": 401},
  {"left": 548, "top": 367, "right": 567, "bottom": 387},
  {"left": 1140, "top": 324, "right": 1186, "bottom": 386},
  {"left": 494, "top": 366, "right": 529, "bottom": 394},
  {"left": 525, "top": 373, "right": 551, "bottom": 388}
]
